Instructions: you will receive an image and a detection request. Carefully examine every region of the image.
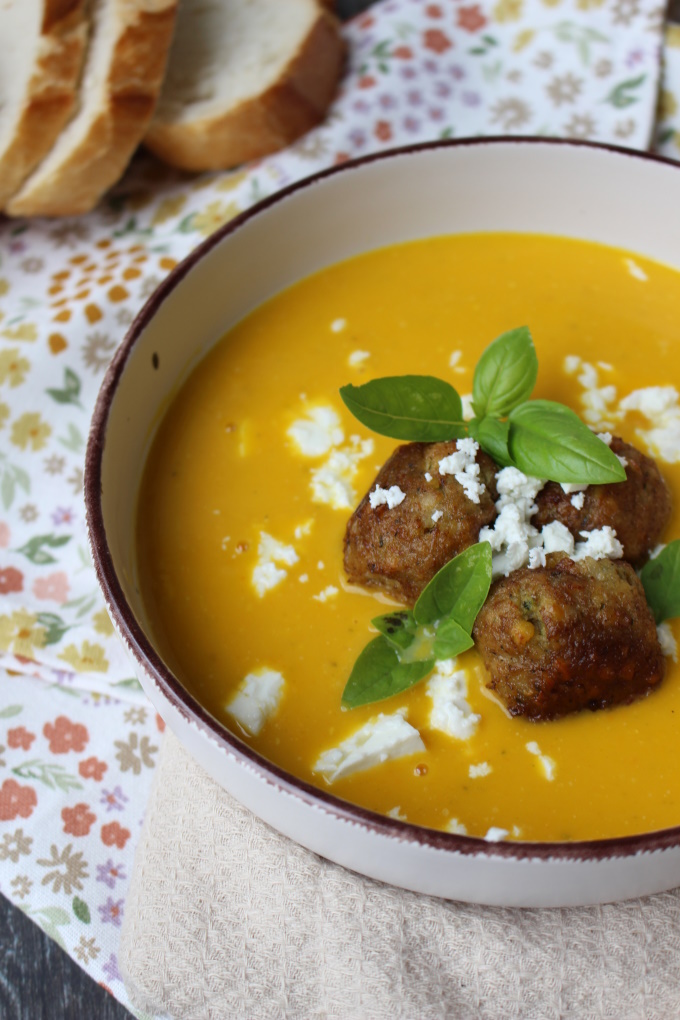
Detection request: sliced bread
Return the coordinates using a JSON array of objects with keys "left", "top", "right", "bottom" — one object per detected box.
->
[
  {"left": 144, "top": 0, "right": 345, "bottom": 172},
  {"left": 0, "top": 0, "right": 89, "bottom": 208},
  {"left": 6, "top": 0, "right": 178, "bottom": 218}
]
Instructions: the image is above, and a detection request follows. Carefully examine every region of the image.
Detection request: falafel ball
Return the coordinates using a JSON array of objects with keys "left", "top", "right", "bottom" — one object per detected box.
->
[
  {"left": 533, "top": 436, "right": 670, "bottom": 568},
  {"left": 344, "top": 441, "right": 498, "bottom": 605},
  {"left": 472, "top": 553, "right": 665, "bottom": 720}
]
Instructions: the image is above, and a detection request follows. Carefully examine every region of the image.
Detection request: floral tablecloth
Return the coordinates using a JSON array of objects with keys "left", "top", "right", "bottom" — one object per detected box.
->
[{"left": 1, "top": 0, "right": 680, "bottom": 1015}]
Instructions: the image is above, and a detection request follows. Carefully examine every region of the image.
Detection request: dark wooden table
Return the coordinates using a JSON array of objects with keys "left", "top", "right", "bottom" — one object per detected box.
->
[{"left": 4, "top": 0, "right": 679, "bottom": 1013}]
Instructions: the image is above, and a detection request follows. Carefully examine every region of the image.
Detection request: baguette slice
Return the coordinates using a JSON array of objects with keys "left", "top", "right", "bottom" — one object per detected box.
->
[
  {"left": 7, "top": 0, "right": 178, "bottom": 217},
  {"left": 144, "top": 0, "right": 345, "bottom": 173},
  {"left": 0, "top": 0, "right": 89, "bottom": 208}
]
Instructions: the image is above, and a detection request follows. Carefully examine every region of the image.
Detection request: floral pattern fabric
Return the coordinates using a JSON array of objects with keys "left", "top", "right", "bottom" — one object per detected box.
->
[{"left": 0, "top": 0, "right": 675, "bottom": 1015}]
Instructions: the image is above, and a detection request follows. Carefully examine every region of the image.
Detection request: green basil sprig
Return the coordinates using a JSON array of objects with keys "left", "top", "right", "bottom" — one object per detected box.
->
[
  {"left": 640, "top": 541, "right": 680, "bottom": 624},
  {"left": 472, "top": 326, "right": 538, "bottom": 418},
  {"left": 341, "top": 543, "right": 492, "bottom": 709},
  {"left": 339, "top": 325, "right": 626, "bottom": 486}
]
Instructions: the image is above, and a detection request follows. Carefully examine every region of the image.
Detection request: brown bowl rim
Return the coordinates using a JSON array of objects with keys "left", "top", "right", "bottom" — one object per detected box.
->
[{"left": 85, "top": 135, "right": 680, "bottom": 864}]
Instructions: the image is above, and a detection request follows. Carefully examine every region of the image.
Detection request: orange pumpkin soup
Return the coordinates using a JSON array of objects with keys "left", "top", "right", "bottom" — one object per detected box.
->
[{"left": 136, "top": 233, "right": 680, "bottom": 842}]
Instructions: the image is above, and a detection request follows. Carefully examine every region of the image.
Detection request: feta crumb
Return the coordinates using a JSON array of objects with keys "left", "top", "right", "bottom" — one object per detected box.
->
[
  {"left": 317, "top": 561, "right": 325, "bottom": 570},
  {"left": 495, "top": 467, "right": 544, "bottom": 516},
  {"left": 657, "top": 622, "right": 677, "bottom": 661},
  {"left": 618, "top": 386, "right": 680, "bottom": 463},
  {"left": 252, "top": 532, "right": 298, "bottom": 597},
  {"left": 484, "top": 827, "right": 509, "bottom": 842},
  {"left": 427, "top": 659, "right": 480, "bottom": 740},
  {"left": 449, "top": 350, "right": 465, "bottom": 371},
  {"left": 469, "top": 761, "right": 492, "bottom": 778},
  {"left": 294, "top": 520, "right": 313, "bottom": 540},
  {"left": 310, "top": 436, "right": 374, "bottom": 509},
  {"left": 541, "top": 521, "right": 575, "bottom": 556},
  {"left": 226, "top": 668, "right": 285, "bottom": 735},
  {"left": 625, "top": 258, "right": 648, "bottom": 282},
  {"left": 438, "top": 438, "right": 485, "bottom": 504},
  {"left": 572, "top": 526, "right": 623, "bottom": 561},
  {"left": 387, "top": 806, "right": 407, "bottom": 821},
  {"left": 313, "top": 585, "right": 338, "bottom": 603},
  {"left": 616, "top": 455, "right": 628, "bottom": 469},
  {"left": 597, "top": 362, "right": 613, "bottom": 372},
  {"left": 570, "top": 492, "right": 585, "bottom": 510},
  {"left": 288, "top": 406, "right": 344, "bottom": 458},
  {"left": 563, "top": 355, "right": 581, "bottom": 375},
  {"left": 597, "top": 432, "right": 613, "bottom": 446},
  {"left": 526, "top": 741, "right": 556, "bottom": 781},
  {"left": 331, "top": 318, "right": 347, "bottom": 333},
  {"left": 424, "top": 472, "right": 433, "bottom": 482},
  {"left": 348, "top": 349, "right": 370, "bottom": 368},
  {"left": 461, "top": 393, "right": 474, "bottom": 420},
  {"left": 560, "top": 482, "right": 588, "bottom": 495},
  {"left": 446, "top": 818, "right": 468, "bottom": 835},
  {"left": 313, "top": 712, "right": 425, "bottom": 784},
  {"left": 298, "top": 574, "right": 309, "bottom": 583},
  {"left": 528, "top": 548, "right": 546, "bottom": 570},
  {"left": 566, "top": 356, "right": 618, "bottom": 429},
  {"left": 431, "top": 510, "right": 443, "bottom": 523},
  {"left": 370, "top": 484, "right": 406, "bottom": 510}
]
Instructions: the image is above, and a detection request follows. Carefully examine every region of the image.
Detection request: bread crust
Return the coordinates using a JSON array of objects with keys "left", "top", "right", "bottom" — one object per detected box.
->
[
  {"left": 7, "top": 0, "right": 178, "bottom": 217},
  {"left": 0, "top": 0, "right": 89, "bottom": 208},
  {"left": 144, "top": 7, "right": 345, "bottom": 172}
]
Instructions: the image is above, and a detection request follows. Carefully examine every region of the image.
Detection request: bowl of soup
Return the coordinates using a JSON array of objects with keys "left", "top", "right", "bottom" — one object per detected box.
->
[{"left": 85, "top": 138, "right": 680, "bottom": 906}]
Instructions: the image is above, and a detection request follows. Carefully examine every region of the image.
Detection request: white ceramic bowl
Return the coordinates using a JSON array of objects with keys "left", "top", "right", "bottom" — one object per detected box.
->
[{"left": 85, "top": 138, "right": 680, "bottom": 907}]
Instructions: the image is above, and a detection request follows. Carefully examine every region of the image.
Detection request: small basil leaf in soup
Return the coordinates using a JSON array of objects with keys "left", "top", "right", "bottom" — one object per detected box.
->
[
  {"left": 371, "top": 610, "right": 418, "bottom": 651},
  {"left": 471, "top": 326, "right": 538, "bottom": 418},
  {"left": 470, "top": 416, "right": 514, "bottom": 468},
  {"left": 341, "top": 636, "right": 434, "bottom": 709},
  {"left": 640, "top": 541, "right": 680, "bottom": 624},
  {"left": 508, "top": 400, "right": 627, "bottom": 484},
  {"left": 339, "top": 376, "right": 467, "bottom": 442},
  {"left": 413, "top": 541, "right": 493, "bottom": 630},
  {"left": 432, "top": 618, "right": 475, "bottom": 660}
]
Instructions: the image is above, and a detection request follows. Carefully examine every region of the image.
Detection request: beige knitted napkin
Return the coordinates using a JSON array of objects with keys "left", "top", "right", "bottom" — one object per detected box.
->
[{"left": 119, "top": 732, "right": 680, "bottom": 1020}]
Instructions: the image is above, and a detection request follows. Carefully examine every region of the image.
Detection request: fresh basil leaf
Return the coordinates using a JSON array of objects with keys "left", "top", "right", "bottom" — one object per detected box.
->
[
  {"left": 339, "top": 376, "right": 466, "bottom": 442},
  {"left": 470, "top": 416, "right": 514, "bottom": 468},
  {"left": 432, "top": 618, "right": 475, "bottom": 659},
  {"left": 371, "top": 610, "right": 417, "bottom": 651},
  {"left": 472, "top": 326, "right": 538, "bottom": 418},
  {"left": 508, "top": 400, "right": 626, "bottom": 484},
  {"left": 640, "top": 541, "right": 680, "bottom": 624},
  {"left": 413, "top": 542, "right": 493, "bottom": 630},
  {"left": 341, "top": 636, "right": 434, "bottom": 709}
]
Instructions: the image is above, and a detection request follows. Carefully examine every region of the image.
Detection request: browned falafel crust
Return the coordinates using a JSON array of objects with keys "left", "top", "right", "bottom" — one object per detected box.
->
[
  {"left": 343, "top": 441, "right": 498, "bottom": 606},
  {"left": 472, "top": 553, "right": 665, "bottom": 720},
  {"left": 532, "top": 437, "right": 671, "bottom": 568}
]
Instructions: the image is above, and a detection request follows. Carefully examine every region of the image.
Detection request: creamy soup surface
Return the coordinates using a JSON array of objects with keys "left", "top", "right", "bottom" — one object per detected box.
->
[{"left": 137, "top": 233, "right": 680, "bottom": 842}]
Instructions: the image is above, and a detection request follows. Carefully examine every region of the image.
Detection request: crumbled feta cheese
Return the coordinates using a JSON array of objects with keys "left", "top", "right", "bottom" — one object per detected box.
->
[
  {"left": 288, "top": 406, "right": 344, "bottom": 458},
  {"left": 226, "top": 668, "right": 285, "bottom": 735},
  {"left": 426, "top": 659, "right": 480, "bottom": 740},
  {"left": 528, "top": 548, "right": 546, "bottom": 570},
  {"left": 331, "top": 318, "right": 347, "bottom": 333},
  {"left": 252, "top": 533, "right": 298, "bottom": 597},
  {"left": 298, "top": 574, "right": 309, "bottom": 583},
  {"left": 565, "top": 356, "right": 618, "bottom": 429},
  {"left": 469, "top": 761, "right": 492, "bottom": 778},
  {"left": 310, "top": 436, "right": 374, "bottom": 509},
  {"left": 317, "top": 561, "right": 325, "bottom": 570},
  {"left": 461, "top": 393, "right": 474, "bottom": 420},
  {"left": 387, "top": 806, "right": 407, "bottom": 821},
  {"left": 572, "top": 526, "right": 623, "bottom": 561},
  {"left": 597, "top": 432, "right": 613, "bottom": 446},
  {"left": 446, "top": 818, "right": 468, "bottom": 835},
  {"left": 616, "top": 454, "right": 628, "bottom": 469},
  {"left": 438, "top": 438, "right": 485, "bottom": 504},
  {"left": 657, "top": 622, "right": 677, "bottom": 661},
  {"left": 570, "top": 492, "right": 585, "bottom": 510},
  {"left": 484, "top": 827, "right": 509, "bottom": 842},
  {"left": 480, "top": 504, "right": 540, "bottom": 577},
  {"left": 424, "top": 472, "right": 433, "bottom": 482},
  {"left": 294, "top": 520, "right": 313, "bottom": 540},
  {"left": 495, "top": 467, "right": 544, "bottom": 517},
  {"left": 541, "top": 520, "right": 574, "bottom": 556},
  {"left": 313, "top": 711, "right": 425, "bottom": 783},
  {"left": 625, "top": 258, "right": 648, "bottom": 282},
  {"left": 563, "top": 355, "right": 581, "bottom": 375},
  {"left": 431, "top": 510, "right": 443, "bottom": 523},
  {"left": 370, "top": 484, "right": 406, "bottom": 509},
  {"left": 597, "top": 362, "right": 613, "bottom": 372},
  {"left": 348, "top": 349, "right": 370, "bottom": 368},
  {"left": 313, "top": 585, "right": 338, "bottom": 603},
  {"left": 618, "top": 386, "right": 680, "bottom": 463},
  {"left": 526, "top": 740, "right": 556, "bottom": 781},
  {"left": 449, "top": 350, "right": 462, "bottom": 368}
]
